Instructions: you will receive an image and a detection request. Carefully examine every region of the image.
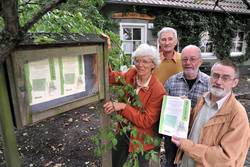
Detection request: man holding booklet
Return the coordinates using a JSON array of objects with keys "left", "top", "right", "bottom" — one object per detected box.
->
[
  {"left": 162, "top": 45, "right": 210, "bottom": 167},
  {"left": 172, "top": 60, "right": 250, "bottom": 166}
]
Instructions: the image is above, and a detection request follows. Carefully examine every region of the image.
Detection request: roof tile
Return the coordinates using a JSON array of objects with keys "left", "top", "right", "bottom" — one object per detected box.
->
[{"left": 106, "top": 0, "right": 250, "bottom": 14}]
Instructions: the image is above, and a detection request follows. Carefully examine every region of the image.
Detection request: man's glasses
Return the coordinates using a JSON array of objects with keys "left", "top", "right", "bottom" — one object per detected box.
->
[
  {"left": 182, "top": 57, "right": 199, "bottom": 63},
  {"left": 211, "top": 72, "right": 235, "bottom": 82}
]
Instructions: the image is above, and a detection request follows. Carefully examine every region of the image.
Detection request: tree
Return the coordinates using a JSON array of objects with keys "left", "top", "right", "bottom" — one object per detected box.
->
[
  {"left": 0, "top": 1, "right": 68, "bottom": 166},
  {"left": 0, "top": 0, "right": 71, "bottom": 65},
  {"left": 0, "top": 1, "right": 120, "bottom": 166},
  {"left": 0, "top": 0, "right": 118, "bottom": 63},
  {"left": 0, "top": 0, "right": 123, "bottom": 68}
]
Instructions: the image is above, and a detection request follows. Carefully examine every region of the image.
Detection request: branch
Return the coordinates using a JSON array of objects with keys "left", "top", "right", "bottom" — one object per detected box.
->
[
  {"left": 0, "top": 0, "right": 68, "bottom": 65},
  {"left": 213, "top": 0, "right": 220, "bottom": 10},
  {"left": 21, "top": 0, "right": 67, "bottom": 33}
]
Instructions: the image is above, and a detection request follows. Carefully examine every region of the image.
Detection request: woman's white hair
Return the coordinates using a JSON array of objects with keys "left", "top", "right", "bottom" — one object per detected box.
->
[
  {"left": 132, "top": 43, "right": 160, "bottom": 67},
  {"left": 156, "top": 27, "right": 178, "bottom": 53}
]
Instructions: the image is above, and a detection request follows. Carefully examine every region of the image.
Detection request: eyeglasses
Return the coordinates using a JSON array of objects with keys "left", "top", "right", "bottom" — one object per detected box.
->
[
  {"left": 182, "top": 57, "right": 199, "bottom": 63},
  {"left": 211, "top": 72, "right": 235, "bottom": 82},
  {"left": 134, "top": 59, "right": 153, "bottom": 66}
]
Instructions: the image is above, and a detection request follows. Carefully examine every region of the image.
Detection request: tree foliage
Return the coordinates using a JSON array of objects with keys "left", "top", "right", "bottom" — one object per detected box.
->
[
  {"left": 0, "top": 0, "right": 123, "bottom": 67},
  {"left": 0, "top": 0, "right": 67, "bottom": 64},
  {"left": 21, "top": 0, "right": 106, "bottom": 33}
]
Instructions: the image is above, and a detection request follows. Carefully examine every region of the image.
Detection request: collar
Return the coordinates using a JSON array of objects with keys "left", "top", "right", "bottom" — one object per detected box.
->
[
  {"left": 178, "top": 71, "right": 204, "bottom": 83},
  {"left": 204, "top": 92, "right": 231, "bottom": 110},
  {"left": 160, "top": 51, "right": 178, "bottom": 63},
  {"left": 136, "top": 75, "right": 152, "bottom": 94}
]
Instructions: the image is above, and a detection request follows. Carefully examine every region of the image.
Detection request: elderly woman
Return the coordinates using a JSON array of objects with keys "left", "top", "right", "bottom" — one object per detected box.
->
[{"left": 103, "top": 43, "right": 166, "bottom": 167}]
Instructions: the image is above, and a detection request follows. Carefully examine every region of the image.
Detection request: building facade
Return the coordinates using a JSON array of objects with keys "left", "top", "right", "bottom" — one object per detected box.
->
[{"left": 102, "top": 0, "right": 250, "bottom": 73}]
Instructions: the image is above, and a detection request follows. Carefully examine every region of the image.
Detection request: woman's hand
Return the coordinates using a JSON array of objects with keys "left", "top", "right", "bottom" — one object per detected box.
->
[
  {"left": 100, "top": 33, "right": 111, "bottom": 50},
  {"left": 103, "top": 101, "right": 126, "bottom": 114}
]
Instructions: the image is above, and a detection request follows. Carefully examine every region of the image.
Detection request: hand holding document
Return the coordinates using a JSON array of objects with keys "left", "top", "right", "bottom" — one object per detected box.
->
[{"left": 159, "top": 95, "right": 191, "bottom": 138}]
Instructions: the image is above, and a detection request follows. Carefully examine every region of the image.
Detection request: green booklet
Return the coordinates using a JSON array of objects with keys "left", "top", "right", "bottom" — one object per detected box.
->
[{"left": 159, "top": 95, "right": 191, "bottom": 138}]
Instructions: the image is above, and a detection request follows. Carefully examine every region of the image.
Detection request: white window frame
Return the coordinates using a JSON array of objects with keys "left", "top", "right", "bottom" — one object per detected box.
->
[
  {"left": 199, "top": 31, "right": 216, "bottom": 59},
  {"left": 230, "top": 30, "right": 245, "bottom": 57},
  {"left": 199, "top": 30, "right": 246, "bottom": 59},
  {"left": 119, "top": 23, "right": 147, "bottom": 54}
]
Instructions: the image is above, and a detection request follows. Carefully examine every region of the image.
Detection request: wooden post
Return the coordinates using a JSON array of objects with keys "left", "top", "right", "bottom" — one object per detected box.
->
[
  {"left": 0, "top": 65, "right": 21, "bottom": 167},
  {"left": 101, "top": 37, "right": 112, "bottom": 167}
]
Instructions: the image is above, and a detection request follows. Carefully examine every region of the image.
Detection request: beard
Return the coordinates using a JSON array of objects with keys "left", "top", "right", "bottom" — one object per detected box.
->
[{"left": 210, "top": 86, "right": 230, "bottom": 98}]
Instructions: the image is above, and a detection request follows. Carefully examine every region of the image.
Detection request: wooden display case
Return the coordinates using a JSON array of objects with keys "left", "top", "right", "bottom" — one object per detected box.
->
[{"left": 6, "top": 34, "right": 107, "bottom": 127}]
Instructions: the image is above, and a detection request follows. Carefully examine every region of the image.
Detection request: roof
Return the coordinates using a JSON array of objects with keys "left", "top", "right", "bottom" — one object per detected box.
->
[
  {"left": 19, "top": 33, "right": 105, "bottom": 47},
  {"left": 105, "top": 0, "right": 250, "bottom": 15}
]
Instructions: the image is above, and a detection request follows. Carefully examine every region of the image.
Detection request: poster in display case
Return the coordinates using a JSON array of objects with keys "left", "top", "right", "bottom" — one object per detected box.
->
[{"left": 8, "top": 38, "right": 106, "bottom": 127}]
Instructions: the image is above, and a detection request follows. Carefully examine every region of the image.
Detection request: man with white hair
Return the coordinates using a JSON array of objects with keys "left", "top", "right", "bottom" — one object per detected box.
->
[
  {"left": 163, "top": 45, "right": 210, "bottom": 167},
  {"left": 172, "top": 59, "right": 250, "bottom": 167},
  {"left": 153, "top": 27, "right": 183, "bottom": 84}
]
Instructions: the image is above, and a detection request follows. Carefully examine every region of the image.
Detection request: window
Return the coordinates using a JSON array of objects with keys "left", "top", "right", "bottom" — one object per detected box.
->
[
  {"left": 199, "top": 30, "right": 246, "bottom": 58},
  {"left": 199, "top": 31, "right": 214, "bottom": 57},
  {"left": 120, "top": 23, "right": 147, "bottom": 54},
  {"left": 231, "top": 31, "right": 245, "bottom": 57}
]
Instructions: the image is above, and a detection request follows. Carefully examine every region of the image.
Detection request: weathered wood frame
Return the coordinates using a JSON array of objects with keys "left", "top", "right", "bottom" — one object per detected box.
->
[
  {"left": 1, "top": 36, "right": 112, "bottom": 166},
  {"left": 0, "top": 65, "right": 21, "bottom": 167},
  {"left": 7, "top": 44, "right": 106, "bottom": 128},
  {"left": 100, "top": 40, "right": 112, "bottom": 167}
]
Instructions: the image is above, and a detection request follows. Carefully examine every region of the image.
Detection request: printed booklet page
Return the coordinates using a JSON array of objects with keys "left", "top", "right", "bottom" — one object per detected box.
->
[{"left": 159, "top": 95, "right": 191, "bottom": 138}]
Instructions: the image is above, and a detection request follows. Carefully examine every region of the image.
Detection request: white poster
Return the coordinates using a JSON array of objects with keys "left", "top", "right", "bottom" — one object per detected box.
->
[
  {"left": 26, "top": 54, "right": 87, "bottom": 107},
  {"left": 28, "top": 59, "right": 50, "bottom": 105},
  {"left": 62, "top": 56, "right": 85, "bottom": 96},
  {"left": 27, "top": 58, "right": 62, "bottom": 105},
  {"left": 48, "top": 58, "right": 61, "bottom": 98},
  {"left": 159, "top": 95, "right": 191, "bottom": 138}
]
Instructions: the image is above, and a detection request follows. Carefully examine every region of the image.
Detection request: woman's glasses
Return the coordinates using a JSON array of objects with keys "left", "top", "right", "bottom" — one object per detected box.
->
[{"left": 134, "top": 59, "right": 153, "bottom": 66}]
